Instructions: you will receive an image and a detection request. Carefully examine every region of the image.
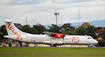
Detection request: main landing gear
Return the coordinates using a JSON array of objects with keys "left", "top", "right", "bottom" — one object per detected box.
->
[{"left": 51, "top": 43, "right": 57, "bottom": 47}]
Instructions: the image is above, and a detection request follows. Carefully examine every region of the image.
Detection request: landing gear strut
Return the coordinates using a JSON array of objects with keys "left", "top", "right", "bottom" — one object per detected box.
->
[{"left": 51, "top": 43, "right": 57, "bottom": 47}]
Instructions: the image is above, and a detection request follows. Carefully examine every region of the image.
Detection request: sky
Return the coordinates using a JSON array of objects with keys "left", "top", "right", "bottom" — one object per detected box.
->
[{"left": 0, "top": 0, "right": 105, "bottom": 26}]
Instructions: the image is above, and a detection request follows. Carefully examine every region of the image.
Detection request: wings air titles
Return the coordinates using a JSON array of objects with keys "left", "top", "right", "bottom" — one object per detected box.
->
[{"left": 7, "top": 24, "right": 23, "bottom": 40}]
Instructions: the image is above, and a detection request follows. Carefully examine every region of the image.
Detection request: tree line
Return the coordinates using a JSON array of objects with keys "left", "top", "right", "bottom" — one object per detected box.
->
[{"left": 0, "top": 23, "right": 105, "bottom": 47}]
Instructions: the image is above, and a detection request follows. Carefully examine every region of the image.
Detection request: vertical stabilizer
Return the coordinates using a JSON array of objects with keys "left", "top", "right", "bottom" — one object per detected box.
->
[{"left": 4, "top": 20, "right": 23, "bottom": 35}]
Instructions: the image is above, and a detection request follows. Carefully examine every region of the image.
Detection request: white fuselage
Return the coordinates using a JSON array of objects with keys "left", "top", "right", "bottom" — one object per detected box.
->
[
  {"left": 4, "top": 34, "right": 98, "bottom": 45},
  {"left": 4, "top": 20, "right": 98, "bottom": 46}
]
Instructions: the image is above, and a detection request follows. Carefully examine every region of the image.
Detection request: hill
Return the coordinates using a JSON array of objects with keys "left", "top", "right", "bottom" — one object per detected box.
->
[
  {"left": 71, "top": 19, "right": 105, "bottom": 27},
  {"left": 36, "top": 19, "right": 105, "bottom": 28}
]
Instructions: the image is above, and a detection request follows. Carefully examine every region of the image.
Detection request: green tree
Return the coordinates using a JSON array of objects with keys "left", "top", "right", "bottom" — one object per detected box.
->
[
  {"left": 62, "top": 30, "right": 76, "bottom": 35},
  {"left": 98, "top": 29, "right": 105, "bottom": 40},
  {"left": 76, "top": 26, "right": 87, "bottom": 35},
  {"left": 86, "top": 26, "right": 97, "bottom": 39},
  {"left": 0, "top": 25, "right": 7, "bottom": 35},
  {"left": 0, "top": 32, "right": 3, "bottom": 40},
  {"left": 0, "top": 25, "right": 7, "bottom": 39},
  {"left": 20, "top": 25, "right": 38, "bottom": 34},
  {"left": 48, "top": 24, "right": 61, "bottom": 33},
  {"left": 33, "top": 24, "right": 46, "bottom": 34},
  {"left": 61, "top": 23, "right": 73, "bottom": 31},
  {"left": 97, "top": 39, "right": 105, "bottom": 47},
  {"left": 61, "top": 23, "right": 76, "bottom": 35}
]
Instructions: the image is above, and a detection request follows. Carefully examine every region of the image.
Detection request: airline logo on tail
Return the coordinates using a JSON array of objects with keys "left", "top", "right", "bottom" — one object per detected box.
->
[{"left": 7, "top": 24, "right": 23, "bottom": 40}]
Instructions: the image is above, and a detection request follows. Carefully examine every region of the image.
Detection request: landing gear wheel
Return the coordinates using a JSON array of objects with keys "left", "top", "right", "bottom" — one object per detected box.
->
[
  {"left": 53, "top": 44, "right": 57, "bottom": 47},
  {"left": 51, "top": 44, "right": 57, "bottom": 47}
]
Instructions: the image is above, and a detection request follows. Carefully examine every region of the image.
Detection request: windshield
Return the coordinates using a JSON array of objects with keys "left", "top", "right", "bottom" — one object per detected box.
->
[{"left": 88, "top": 37, "right": 93, "bottom": 39}]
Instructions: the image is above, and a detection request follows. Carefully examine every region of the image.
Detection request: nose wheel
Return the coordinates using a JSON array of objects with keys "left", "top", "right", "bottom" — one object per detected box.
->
[{"left": 89, "top": 44, "right": 95, "bottom": 47}]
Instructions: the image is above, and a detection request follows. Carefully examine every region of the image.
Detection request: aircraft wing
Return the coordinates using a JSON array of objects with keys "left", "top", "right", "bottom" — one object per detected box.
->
[{"left": 43, "top": 31, "right": 65, "bottom": 38}]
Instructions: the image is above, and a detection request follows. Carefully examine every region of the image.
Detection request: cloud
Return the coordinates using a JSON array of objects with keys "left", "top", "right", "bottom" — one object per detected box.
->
[
  {"left": 0, "top": 0, "right": 105, "bottom": 26},
  {"left": 18, "top": 1, "right": 23, "bottom": 4},
  {"left": 0, "top": 0, "right": 14, "bottom": 5}
]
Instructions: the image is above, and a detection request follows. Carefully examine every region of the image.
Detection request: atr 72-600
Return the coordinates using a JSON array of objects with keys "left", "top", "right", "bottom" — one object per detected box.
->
[{"left": 4, "top": 20, "right": 98, "bottom": 47}]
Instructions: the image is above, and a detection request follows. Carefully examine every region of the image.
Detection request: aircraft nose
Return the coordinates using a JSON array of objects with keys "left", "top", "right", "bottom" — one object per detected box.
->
[{"left": 94, "top": 39, "right": 98, "bottom": 44}]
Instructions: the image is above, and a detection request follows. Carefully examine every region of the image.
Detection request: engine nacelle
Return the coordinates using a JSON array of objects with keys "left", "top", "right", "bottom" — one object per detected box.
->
[{"left": 51, "top": 33, "right": 65, "bottom": 38}]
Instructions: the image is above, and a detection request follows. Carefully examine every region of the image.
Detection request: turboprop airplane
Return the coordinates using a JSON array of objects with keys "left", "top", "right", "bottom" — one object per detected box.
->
[{"left": 4, "top": 20, "right": 98, "bottom": 47}]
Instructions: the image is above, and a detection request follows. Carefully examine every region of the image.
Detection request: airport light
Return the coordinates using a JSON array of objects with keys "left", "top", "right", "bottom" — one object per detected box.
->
[{"left": 54, "top": 11, "right": 60, "bottom": 25}]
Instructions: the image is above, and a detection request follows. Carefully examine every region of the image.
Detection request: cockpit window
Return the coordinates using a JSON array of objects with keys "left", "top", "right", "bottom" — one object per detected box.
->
[
  {"left": 88, "top": 37, "right": 92, "bottom": 39},
  {"left": 88, "top": 37, "right": 91, "bottom": 39}
]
